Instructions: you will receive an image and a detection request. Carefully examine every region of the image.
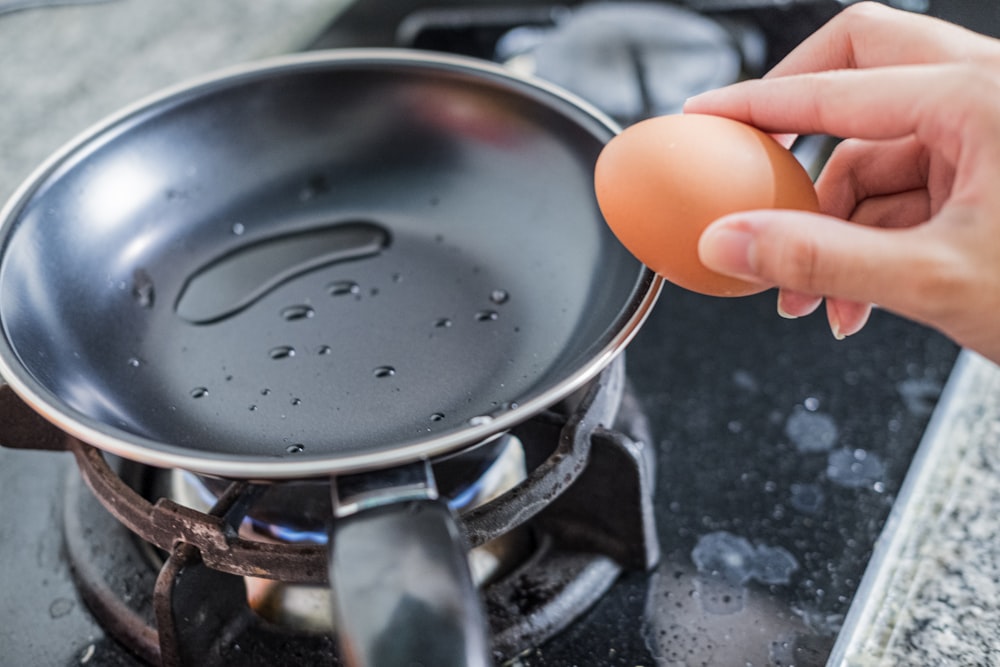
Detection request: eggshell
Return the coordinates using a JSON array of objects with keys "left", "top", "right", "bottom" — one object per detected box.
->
[{"left": 594, "top": 113, "right": 820, "bottom": 297}]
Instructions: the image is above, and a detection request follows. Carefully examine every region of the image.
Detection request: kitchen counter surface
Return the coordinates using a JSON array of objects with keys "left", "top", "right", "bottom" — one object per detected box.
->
[
  {"left": 3, "top": 2, "right": 1000, "bottom": 666},
  {"left": 830, "top": 351, "right": 1000, "bottom": 666},
  {"left": 0, "top": 0, "right": 346, "bottom": 199}
]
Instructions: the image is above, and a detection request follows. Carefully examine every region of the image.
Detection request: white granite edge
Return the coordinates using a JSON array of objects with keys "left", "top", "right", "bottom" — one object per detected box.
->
[{"left": 829, "top": 350, "right": 1000, "bottom": 666}]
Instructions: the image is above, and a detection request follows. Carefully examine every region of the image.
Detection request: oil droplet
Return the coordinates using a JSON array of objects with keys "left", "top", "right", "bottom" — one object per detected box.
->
[
  {"left": 826, "top": 447, "right": 886, "bottom": 489},
  {"left": 789, "top": 483, "right": 825, "bottom": 514},
  {"left": 430, "top": 413, "right": 445, "bottom": 422},
  {"left": 190, "top": 387, "right": 208, "bottom": 399},
  {"left": 329, "top": 280, "right": 361, "bottom": 297},
  {"left": 317, "top": 345, "right": 332, "bottom": 355},
  {"left": 261, "top": 388, "right": 271, "bottom": 396},
  {"left": 897, "top": 377, "right": 943, "bottom": 417},
  {"left": 269, "top": 346, "right": 295, "bottom": 360},
  {"left": 286, "top": 443, "right": 305, "bottom": 454},
  {"left": 732, "top": 369, "right": 760, "bottom": 392},
  {"left": 434, "top": 317, "right": 453, "bottom": 329},
  {"left": 691, "top": 531, "right": 798, "bottom": 587},
  {"left": 489, "top": 289, "right": 509, "bottom": 305},
  {"left": 249, "top": 405, "right": 258, "bottom": 411},
  {"left": 48, "top": 598, "right": 74, "bottom": 619},
  {"left": 291, "top": 398, "right": 302, "bottom": 406},
  {"left": 175, "top": 221, "right": 389, "bottom": 324},
  {"left": 391, "top": 272, "right": 403, "bottom": 283},
  {"left": 231, "top": 222, "right": 245, "bottom": 235},
  {"left": 132, "top": 269, "right": 155, "bottom": 308},
  {"left": 373, "top": 366, "right": 396, "bottom": 378},
  {"left": 475, "top": 310, "right": 498, "bottom": 322},
  {"left": 785, "top": 406, "right": 838, "bottom": 453},
  {"left": 281, "top": 304, "right": 315, "bottom": 321}
]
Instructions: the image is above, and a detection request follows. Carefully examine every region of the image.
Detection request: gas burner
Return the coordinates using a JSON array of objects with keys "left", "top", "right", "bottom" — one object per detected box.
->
[
  {"left": 494, "top": 3, "right": 750, "bottom": 124},
  {"left": 167, "top": 432, "right": 529, "bottom": 545},
  {"left": 367, "top": 2, "right": 767, "bottom": 127},
  {"left": 60, "top": 357, "right": 658, "bottom": 665},
  {"left": 167, "top": 434, "right": 532, "bottom": 632}
]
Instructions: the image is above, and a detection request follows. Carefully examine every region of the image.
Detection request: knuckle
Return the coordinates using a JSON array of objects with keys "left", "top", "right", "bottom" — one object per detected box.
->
[
  {"left": 757, "top": 232, "right": 825, "bottom": 294},
  {"left": 823, "top": 139, "right": 868, "bottom": 185},
  {"left": 838, "top": 1, "right": 890, "bottom": 24},
  {"left": 835, "top": 2, "right": 893, "bottom": 44},
  {"left": 922, "top": 65, "right": 1000, "bottom": 159},
  {"left": 952, "top": 64, "right": 1000, "bottom": 104},
  {"left": 965, "top": 70, "right": 1000, "bottom": 125},
  {"left": 953, "top": 63, "right": 1000, "bottom": 103},
  {"left": 901, "top": 244, "right": 974, "bottom": 322}
]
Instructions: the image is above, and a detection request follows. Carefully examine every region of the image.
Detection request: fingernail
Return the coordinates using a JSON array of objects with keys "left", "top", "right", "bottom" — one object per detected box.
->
[
  {"left": 828, "top": 300, "right": 873, "bottom": 341},
  {"left": 682, "top": 92, "right": 709, "bottom": 110},
  {"left": 831, "top": 322, "right": 846, "bottom": 341},
  {"left": 834, "top": 302, "right": 872, "bottom": 339},
  {"left": 778, "top": 291, "right": 823, "bottom": 319},
  {"left": 698, "top": 224, "right": 757, "bottom": 279},
  {"left": 776, "top": 291, "right": 798, "bottom": 320},
  {"left": 828, "top": 308, "right": 846, "bottom": 341},
  {"left": 777, "top": 302, "right": 798, "bottom": 320}
]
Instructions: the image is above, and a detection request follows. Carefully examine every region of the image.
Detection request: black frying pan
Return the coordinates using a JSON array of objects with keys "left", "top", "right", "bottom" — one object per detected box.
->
[
  {"left": 0, "top": 50, "right": 658, "bottom": 479},
  {"left": 0, "top": 50, "right": 660, "bottom": 665}
]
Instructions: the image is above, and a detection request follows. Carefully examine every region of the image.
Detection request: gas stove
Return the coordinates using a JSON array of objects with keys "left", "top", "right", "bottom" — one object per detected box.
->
[
  {"left": 0, "top": 1, "right": 976, "bottom": 666},
  {"left": 15, "top": 356, "right": 648, "bottom": 665}
]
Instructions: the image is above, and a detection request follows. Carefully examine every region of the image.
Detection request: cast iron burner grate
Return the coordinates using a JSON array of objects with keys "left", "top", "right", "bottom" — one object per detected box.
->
[{"left": 55, "top": 357, "right": 658, "bottom": 665}]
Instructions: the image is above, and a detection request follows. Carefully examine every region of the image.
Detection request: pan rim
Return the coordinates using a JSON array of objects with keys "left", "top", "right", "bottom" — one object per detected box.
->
[{"left": 0, "top": 48, "right": 662, "bottom": 480}]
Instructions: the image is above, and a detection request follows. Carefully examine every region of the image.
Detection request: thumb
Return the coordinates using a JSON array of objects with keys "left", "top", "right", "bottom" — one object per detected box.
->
[{"left": 698, "top": 209, "right": 950, "bottom": 317}]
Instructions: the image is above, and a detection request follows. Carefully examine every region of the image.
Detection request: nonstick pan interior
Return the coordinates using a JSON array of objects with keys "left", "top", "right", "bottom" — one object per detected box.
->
[{"left": 0, "top": 51, "right": 659, "bottom": 477}]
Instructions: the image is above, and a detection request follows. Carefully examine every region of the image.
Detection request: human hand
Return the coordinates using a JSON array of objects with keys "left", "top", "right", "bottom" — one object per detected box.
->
[{"left": 684, "top": 1, "right": 1000, "bottom": 363}]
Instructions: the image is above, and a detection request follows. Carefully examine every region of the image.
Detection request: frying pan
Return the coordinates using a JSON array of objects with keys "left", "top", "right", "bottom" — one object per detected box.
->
[{"left": 0, "top": 50, "right": 660, "bottom": 664}]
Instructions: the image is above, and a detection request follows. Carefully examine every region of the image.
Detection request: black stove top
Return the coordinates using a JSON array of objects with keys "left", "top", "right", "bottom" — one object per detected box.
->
[
  {"left": 1, "top": 287, "right": 958, "bottom": 666},
  {"left": 0, "top": 1, "right": 977, "bottom": 665}
]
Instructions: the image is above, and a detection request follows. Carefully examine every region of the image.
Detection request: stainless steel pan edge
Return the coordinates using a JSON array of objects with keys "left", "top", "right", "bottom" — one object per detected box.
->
[{"left": 0, "top": 49, "right": 662, "bottom": 480}]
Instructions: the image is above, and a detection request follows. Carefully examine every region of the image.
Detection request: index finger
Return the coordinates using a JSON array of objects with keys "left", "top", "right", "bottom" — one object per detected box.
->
[
  {"left": 685, "top": 64, "right": 974, "bottom": 155},
  {"left": 766, "top": 2, "right": 999, "bottom": 77}
]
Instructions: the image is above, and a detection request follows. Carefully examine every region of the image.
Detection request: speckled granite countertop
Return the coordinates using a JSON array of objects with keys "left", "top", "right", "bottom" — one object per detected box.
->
[{"left": 831, "top": 350, "right": 1000, "bottom": 666}]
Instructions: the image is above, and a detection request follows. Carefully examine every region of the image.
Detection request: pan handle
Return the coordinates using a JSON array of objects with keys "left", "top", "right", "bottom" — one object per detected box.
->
[{"left": 329, "top": 460, "right": 491, "bottom": 667}]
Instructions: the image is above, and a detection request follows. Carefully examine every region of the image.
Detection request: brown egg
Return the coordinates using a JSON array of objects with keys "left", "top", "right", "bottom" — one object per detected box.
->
[{"left": 594, "top": 113, "right": 819, "bottom": 297}]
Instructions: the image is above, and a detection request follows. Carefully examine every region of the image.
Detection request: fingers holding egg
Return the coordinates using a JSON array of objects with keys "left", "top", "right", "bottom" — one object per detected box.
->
[{"left": 594, "top": 113, "right": 819, "bottom": 297}]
